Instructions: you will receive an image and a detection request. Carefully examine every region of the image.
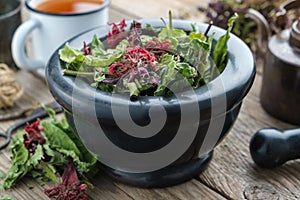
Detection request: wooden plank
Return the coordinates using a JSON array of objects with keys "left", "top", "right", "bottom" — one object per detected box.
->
[
  {"left": 109, "top": 5, "right": 138, "bottom": 22},
  {"left": 112, "top": 179, "right": 227, "bottom": 200},
  {"left": 110, "top": 0, "right": 207, "bottom": 21},
  {"left": 197, "top": 73, "right": 300, "bottom": 200},
  {"left": 14, "top": 71, "right": 53, "bottom": 105},
  {"left": 0, "top": 92, "right": 39, "bottom": 121}
]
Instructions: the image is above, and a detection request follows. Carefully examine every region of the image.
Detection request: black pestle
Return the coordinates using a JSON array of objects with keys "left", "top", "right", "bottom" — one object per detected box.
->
[{"left": 250, "top": 128, "right": 300, "bottom": 168}]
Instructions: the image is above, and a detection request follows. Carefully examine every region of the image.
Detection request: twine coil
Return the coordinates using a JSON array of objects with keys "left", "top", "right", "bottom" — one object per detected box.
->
[{"left": 0, "top": 63, "right": 23, "bottom": 108}]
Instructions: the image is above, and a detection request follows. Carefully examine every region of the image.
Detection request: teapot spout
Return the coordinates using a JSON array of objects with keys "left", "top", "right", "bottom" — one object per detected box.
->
[
  {"left": 246, "top": 8, "right": 271, "bottom": 57},
  {"left": 276, "top": 0, "right": 300, "bottom": 29}
]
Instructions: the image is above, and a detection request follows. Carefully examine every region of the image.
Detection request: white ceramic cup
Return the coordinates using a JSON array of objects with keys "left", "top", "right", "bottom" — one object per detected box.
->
[{"left": 12, "top": 0, "right": 110, "bottom": 74}]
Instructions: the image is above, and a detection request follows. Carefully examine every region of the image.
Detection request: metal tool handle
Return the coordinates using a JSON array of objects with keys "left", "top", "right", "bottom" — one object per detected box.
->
[{"left": 0, "top": 101, "right": 63, "bottom": 150}]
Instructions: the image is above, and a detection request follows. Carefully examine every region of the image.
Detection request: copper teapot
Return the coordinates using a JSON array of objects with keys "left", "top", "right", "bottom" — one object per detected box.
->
[{"left": 247, "top": 0, "right": 300, "bottom": 125}]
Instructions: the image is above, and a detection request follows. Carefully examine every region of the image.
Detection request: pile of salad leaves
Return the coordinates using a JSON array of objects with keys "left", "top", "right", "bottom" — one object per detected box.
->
[
  {"left": 59, "top": 12, "right": 237, "bottom": 97},
  {"left": 1, "top": 108, "right": 97, "bottom": 199}
]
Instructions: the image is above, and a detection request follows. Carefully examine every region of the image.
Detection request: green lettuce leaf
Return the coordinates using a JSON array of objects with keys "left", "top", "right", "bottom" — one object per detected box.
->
[
  {"left": 59, "top": 43, "right": 84, "bottom": 63},
  {"left": 91, "top": 34, "right": 105, "bottom": 52},
  {"left": 67, "top": 54, "right": 86, "bottom": 71},
  {"left": 42, "top": 121, "right": 97, "bottom": 172},
  {"left": 2, "top": 131, "right": 30, "bottom": 189},
  {"left": 2, "top": 132, "right": 46, "bottom": 189},
  {"left": 175, "top": 62, "right": 196, "bottom": 85},
  {"left": 189, "top": 32, "right": 206, "bottom": 41},
  {"left": 140, "top": 35, "right": 154, "bottom": 46},
  {"left": 126, "top": 81, "right": 139, "bottom": 97},
  {"left": 42, "top": 121, "right": 83, "bottom": 160},
  {"left": 154, "top": 54, "right": 178, "bottom": 96},
  {"left": 84, "top": 39, "right": 129, "bottom": 67},
  {"left": 202, "top": 33, "right": 218, "bottom": 84},
  {"left": 43, "top": 108, "right": 97, "bottom": 172},
  {"left": 41, "top": 164, "right": 58, "bottom": 183},
  {"left": 145, "top": 23, "right": 161, "bottom": 33},
  {"left": 213, "top": 13, "right": 238, "bottom": 72},
  {"left": 158, "top": 27, "right": 187, "bottom": 42},
  {"left": 59, "top": 35, "right": 129, "bottom": 69}
]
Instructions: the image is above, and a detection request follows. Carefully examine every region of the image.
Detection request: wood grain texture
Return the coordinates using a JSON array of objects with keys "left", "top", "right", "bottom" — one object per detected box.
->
[
  {"left": 110, "top": 0, "right": 206, "bottom": 21},
  {"left": 111, "top": 178, "right": 226, "bottom": 200}
]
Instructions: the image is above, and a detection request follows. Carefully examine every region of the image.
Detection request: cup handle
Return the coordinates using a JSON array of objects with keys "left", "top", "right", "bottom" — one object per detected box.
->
[{"left": 11, "top": 18, "right": 44, "bottom": 70}]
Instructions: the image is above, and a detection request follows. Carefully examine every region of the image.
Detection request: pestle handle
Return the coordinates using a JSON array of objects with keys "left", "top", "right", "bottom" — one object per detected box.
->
[{"left": 250, "top": 128, "right": 300, "bottom": 168}]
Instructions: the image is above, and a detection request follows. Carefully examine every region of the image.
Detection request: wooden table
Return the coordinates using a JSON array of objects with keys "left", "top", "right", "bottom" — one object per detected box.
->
[{"left": 1, "top": 1, "right": 300, "bottom": 199}]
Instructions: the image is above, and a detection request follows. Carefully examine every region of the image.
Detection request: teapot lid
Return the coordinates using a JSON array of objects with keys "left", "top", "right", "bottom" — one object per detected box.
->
[{"left": 269, "top": 29, "right": 300, "bottom": 67}]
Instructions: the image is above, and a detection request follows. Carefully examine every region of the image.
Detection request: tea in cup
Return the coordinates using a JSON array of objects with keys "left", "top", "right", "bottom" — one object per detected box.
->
[{"left": 12, "top": 0, "right": 110, "bottom": 75}]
